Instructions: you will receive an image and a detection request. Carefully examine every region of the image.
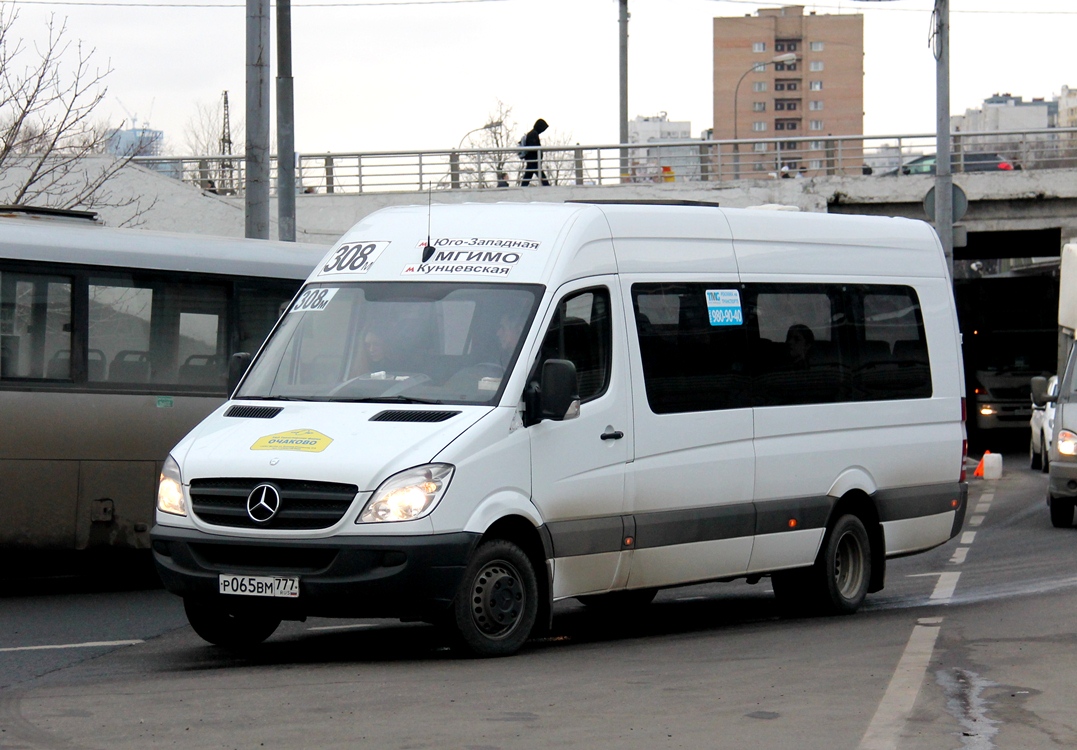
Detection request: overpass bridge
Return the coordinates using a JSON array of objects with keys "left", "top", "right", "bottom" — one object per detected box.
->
[{"left": 136, "top": 127, "right": 1077, "bottom": 254}]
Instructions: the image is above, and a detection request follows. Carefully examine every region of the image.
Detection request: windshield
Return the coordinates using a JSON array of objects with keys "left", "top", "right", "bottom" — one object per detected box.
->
[{"left": 237, "top": 282, "right": 543, "bottom": 405}]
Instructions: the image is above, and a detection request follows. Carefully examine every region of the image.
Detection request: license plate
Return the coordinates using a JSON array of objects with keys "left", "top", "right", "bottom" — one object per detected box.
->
[{"left": 219, "top": 574, "right": 299, "bottom": 598}]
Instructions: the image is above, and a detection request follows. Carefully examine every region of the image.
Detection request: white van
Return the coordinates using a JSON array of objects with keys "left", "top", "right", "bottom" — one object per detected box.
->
[{"left": 152, "top": 202, "right": 968, "bottom": 656}]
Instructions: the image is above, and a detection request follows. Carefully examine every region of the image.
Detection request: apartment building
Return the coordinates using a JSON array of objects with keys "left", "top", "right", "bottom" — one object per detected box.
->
[{"left": 713, "top": 5, "right": 863, "bottom": 176}]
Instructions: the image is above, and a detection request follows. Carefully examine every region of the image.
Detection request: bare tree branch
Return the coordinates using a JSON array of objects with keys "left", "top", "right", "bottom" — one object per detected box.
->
[{"left": 0, "top": 3, "right": 151, "bottom": 224}]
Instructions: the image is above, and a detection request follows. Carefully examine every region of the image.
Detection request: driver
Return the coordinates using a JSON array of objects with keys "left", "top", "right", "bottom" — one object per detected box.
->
[{"left": 497, "top": 310, "right": 527, "bottom": 368}]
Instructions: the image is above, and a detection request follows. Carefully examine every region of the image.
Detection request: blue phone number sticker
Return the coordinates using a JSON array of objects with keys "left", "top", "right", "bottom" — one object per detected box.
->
[{"left": 706, "top": 289, "right": 743, "bottom": 327}]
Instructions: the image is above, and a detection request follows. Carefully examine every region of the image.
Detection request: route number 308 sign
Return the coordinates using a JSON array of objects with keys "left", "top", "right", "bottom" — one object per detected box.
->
[{"left": 319, "top": 241, "right": 389, "bottom": 275}]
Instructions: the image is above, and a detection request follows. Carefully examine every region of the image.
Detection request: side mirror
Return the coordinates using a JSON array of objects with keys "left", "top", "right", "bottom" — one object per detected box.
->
[
  {"left": 539, "top": 359, "right": 580, "bottom": 422},
  {"left": 1031, "top": 376, "right": 1053, "bottom": 407},
  {"left": 228, "top": 352, "right": 252, "bottom": 394}
]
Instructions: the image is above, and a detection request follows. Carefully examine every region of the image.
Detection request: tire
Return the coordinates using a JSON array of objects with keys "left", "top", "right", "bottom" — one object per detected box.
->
[
  {"left": 1030, "top": 437, "right": 1042, "bottom": 470},
  {"left": 1041, "top": 433, "right": 1050, "bottom": 474},
  {"left": 576, "top": 588, "right": 658, "bottom": 613},
  {"left": 773, "top": 514, "right": 871, "bottom": 616},
  {"left": 183, "top": 599, "right": 281, "bottom": 649},
  {"left": 449, "top": 540, "right": 539, "bottom": 657},
  {"left": 1049, "top": 495, "right": 1074, "bottom": 528}
]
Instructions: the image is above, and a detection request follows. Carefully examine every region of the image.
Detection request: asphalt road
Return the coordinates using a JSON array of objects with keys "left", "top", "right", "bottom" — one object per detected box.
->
[{"left": 2, "top": 450, "right": 1076, "bottom": 750}]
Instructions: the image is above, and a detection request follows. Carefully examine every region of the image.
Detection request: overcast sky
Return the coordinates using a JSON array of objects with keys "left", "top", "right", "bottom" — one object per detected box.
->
[{"left": 10, "top": 0, "right": 1076, "bottom": 154}]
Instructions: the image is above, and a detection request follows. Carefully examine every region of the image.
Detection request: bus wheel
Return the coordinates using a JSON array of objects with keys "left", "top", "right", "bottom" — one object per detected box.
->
[
  {"left": 1049, "top": 495, "right": 1074, "bottom": 528},
  {"left": 450, "top": 540, "right": 538, "bottom": 657},
  {"left": 183, "top": 599, "right": 280, "bottom": 649},
  {"left": 775, "top": 514, "right": 871, "bottom": 616},
  {"left": 819, "top": 515, "right": 871, "bottom": 614}
]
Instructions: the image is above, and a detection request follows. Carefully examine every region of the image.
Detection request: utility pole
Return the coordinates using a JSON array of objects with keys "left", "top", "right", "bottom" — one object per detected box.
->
[
  {"left": 245, "top": 0, "right": 270, "bottom": 239},
  {"left": 618, "top": 0, "right": 629, "bottom": 180},
  {"left": 277, "top": 0, "right": 296, "bottom": 242},
  {"left": 933, "top": 0, "right": 954, "bottom": 279},
  {"left": 220, "top": 91, "right": 234, "bottom": 195}
]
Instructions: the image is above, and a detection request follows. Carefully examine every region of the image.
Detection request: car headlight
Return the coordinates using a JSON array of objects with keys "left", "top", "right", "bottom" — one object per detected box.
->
[
  {"left": 358, "top": 464, "right": 454, "bottom": 523},
  {"left": 357, "top": 463, "right": 454, "bottom": 521},
  {"left": 156, "top": 455, "right": 187, "bottom": 516},
  {"left": 1058, "top": 430, "right": 1077, "bottom": 456}
]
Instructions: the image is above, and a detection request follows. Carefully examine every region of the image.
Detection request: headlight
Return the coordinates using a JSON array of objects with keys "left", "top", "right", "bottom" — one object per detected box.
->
[
  {"left": 358, "top": 464, "right": 454, "bottom": 523},
  {"left": 1058, "top": 430, "right": 1077, "bottom": 456},
  {"left": 979, "top": 405, "right": 997, "bottom": 416},
  {"left": 156, "top": 455, "right": 187, "bottom": 516}
]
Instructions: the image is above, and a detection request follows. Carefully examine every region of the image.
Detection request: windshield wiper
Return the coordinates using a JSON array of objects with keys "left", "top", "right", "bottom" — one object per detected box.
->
[
  {"left": 235, "top": 395, "right": 318, "bottom": 401},
  {"left": 332, "top": 395, "right": 444, "bottom": 405}
]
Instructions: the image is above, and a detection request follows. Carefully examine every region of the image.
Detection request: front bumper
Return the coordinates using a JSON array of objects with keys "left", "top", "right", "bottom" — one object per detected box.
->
[
  {"left": 1048, "top": 458, "right": 1077, "bottom": 500},
  {"left": 151, "top": 525, "right": 481, "bottom": 620}
]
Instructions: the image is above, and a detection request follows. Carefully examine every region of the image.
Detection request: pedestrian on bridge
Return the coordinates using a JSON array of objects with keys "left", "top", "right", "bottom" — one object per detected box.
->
[{"left": 520, "top": 118, "right": 550, "bottom": 187}]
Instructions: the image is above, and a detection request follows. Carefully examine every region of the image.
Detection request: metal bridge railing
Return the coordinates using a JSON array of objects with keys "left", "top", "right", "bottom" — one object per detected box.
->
[{"left": 135, "top": 127, "right": 1077, "bottom": 197}]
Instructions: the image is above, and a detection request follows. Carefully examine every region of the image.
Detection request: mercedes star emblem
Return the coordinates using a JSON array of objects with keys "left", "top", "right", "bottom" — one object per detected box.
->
[{"left": 246, "top": 483, "right": 282, "bottom": 523}]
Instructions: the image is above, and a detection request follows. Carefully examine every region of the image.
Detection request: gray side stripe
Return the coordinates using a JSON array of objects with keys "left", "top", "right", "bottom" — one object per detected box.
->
[
  {"left": 634, "top": 504, "right": 756, "bottom": 549},
  {"left": 875, "top": 483, "right": 963, "bottom": 522},
  {"left": 543, "top": 481, "right": 965, "bottom": 558}
]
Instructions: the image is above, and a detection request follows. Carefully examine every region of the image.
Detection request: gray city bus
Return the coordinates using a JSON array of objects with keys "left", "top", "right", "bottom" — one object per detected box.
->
[{"left": 0, "top": 208, "right": 326, "bottom": 551}]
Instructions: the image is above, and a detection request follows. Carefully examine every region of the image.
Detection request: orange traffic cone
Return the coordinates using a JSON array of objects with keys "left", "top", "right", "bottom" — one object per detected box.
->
[{"left": 973, "top": 450, "right": 991, "bottom": 477}]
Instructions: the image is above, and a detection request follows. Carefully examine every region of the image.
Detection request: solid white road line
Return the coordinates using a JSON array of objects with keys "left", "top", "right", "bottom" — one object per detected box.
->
[
  {"left": 858, "top": 618, "right": 944, "bottom": 750},
  {"left": 0, "top": 640, "right": 143, "bottom": 653}
]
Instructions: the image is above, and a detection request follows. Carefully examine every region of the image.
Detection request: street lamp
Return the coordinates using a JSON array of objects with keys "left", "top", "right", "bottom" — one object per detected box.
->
[
  {"left": 732, "top": 52, "right": 798, "bottom": 179},
  {"left": 457, "top": 119, "right": 504, "bottom": 150}
]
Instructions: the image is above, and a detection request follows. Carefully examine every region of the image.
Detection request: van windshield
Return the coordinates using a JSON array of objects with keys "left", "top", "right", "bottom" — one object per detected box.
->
[{"left": 236, "top": 282, "right": 543, "bottom": 405}]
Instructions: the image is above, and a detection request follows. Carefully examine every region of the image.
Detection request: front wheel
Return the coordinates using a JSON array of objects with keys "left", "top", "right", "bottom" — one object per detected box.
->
[
  {"left": 1041, "top": 433, "right": 1050, "bottom": 474},
  {"left": 1031, "top": 437, "right": 1042, "bottom": 470},
  {"left": 449, "top": 540, "right": 539, "bottom": 657},
  {"left": 1049, "top": 495, "right": 1074, "bottom": 528},
  {"left": 183, "top": 599, "right": 280, "bottom": 649}
]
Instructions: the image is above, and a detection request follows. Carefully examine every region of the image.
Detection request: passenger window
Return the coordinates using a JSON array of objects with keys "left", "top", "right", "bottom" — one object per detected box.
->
[
  {"left": 632, "top": 284, "right": 750, "bottom": 414},
  {"left": 0, "top": 271, "right": 72, "bottom": 380},
  {"left": 89, "top": 276, "right": 228, "bottom": 388},
  {"left": 538, "top": 288, "right": 611, "bottom": 403},
  {"left": 855, "top": 287, "right": 931, "bottom": 400},
  {"left": 749, "top": 286, "right": 848, "bottom": 406}
]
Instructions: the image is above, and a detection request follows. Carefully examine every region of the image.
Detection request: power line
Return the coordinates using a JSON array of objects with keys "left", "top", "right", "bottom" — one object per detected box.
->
[{"left": 10, "top": 0, "right": 509, "bottom": 7}]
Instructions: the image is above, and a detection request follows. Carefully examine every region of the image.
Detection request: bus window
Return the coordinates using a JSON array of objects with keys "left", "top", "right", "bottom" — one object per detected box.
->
[
  {"left": 0, "top": 271, "right": 72, "bottom": 380},
  {"left": 89, "top": 276, "right": 228, "bottom": 388}
]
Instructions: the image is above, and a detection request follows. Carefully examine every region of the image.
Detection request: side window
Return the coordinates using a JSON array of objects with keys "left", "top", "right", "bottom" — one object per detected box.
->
[
  {"left": 235, "top": 280, "right": 301, "bottom": 355},
  {"left": 854, "top": 286, "right": 932, "bottom": 400},
  {"left": 89, "top": 275, "right": 229, "bottom": 388},
  {"left": 0, "top": 271, "right": 72, "bottom": 380},
  {"left": 632, "top": 283, "right": 750, "bottom": 414},
  {"left": 538, "top": 288, "right": 611, "bottom": 403},
  {"left": 747, "top": 284, "right": 849, "bottom": 406}
]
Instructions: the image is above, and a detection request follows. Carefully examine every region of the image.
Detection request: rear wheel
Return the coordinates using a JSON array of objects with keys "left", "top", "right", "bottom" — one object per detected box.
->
[
  {"left": 183, "top": 599, "right": 280, "bottom": 649},
  {"left": 1049, "top": 495, "right": 1074, "bottom": 528},
  {"left": 773, "top": 514, "right": 871, "bottom": 616},
  {"left": 449, "top": 540, "right": 538, "bottom": 657}
]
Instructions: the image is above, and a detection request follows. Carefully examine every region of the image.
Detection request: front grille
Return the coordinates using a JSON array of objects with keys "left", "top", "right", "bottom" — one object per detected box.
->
[
  {"left": 225, "top": 405, "right": 284, "bottom": 419},
  {"left": 370, "top": 410, "right": 461, "bottom": 423},
  {"left": 190, "top": 478, "right": 358, "bottom": 530}
]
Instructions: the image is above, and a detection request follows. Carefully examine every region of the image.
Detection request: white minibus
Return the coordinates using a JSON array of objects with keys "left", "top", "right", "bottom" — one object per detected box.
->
[{"left": 152, "top": 201, "right": 968, "bottom": 656}]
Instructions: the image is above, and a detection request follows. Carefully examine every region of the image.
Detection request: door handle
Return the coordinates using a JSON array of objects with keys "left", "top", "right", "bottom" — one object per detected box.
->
[{"left": 600, "top": 430, "right": 624, "bottom": 441}]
